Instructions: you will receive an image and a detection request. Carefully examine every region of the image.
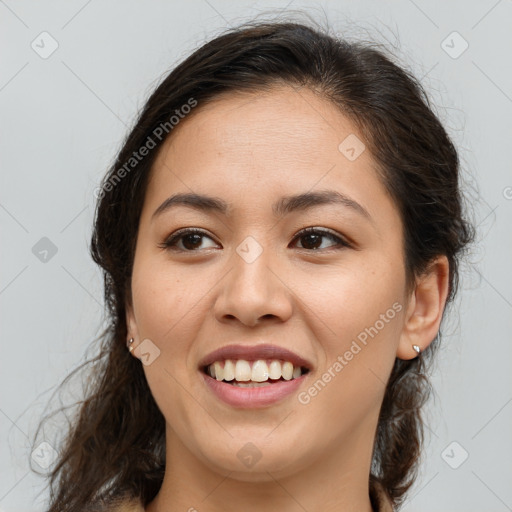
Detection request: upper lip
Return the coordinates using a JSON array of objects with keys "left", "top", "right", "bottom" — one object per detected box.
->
[{"left": 198, "top": 343, "right": 313, "bottom": 371}]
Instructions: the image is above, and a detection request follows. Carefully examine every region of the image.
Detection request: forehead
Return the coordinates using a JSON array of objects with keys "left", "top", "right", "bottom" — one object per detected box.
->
[
  {"left": 156, "top": 86, "right": 359, "bottom": 169},
  {"left": 144, "top": 86, "right": 395, "bottom": 223}
]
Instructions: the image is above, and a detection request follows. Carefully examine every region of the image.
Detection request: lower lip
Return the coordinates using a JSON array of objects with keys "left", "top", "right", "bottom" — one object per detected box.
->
[{"left": 201, "top": 372, "right": 307, "bottom": 408}]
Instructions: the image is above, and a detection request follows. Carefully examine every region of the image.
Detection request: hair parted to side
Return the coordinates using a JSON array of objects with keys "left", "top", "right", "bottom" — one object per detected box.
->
[{"left": 31, "top": 18, "right": 474, "bottom": 512}]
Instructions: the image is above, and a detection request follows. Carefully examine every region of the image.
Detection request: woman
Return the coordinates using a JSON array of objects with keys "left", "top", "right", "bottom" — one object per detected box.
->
[{"left": 34, "top": 19, "right": 473, "bottom": 512}]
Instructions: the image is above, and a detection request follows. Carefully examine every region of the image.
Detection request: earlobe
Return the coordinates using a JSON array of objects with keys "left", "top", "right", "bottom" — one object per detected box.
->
[
  {"left": 125, "top": 301, "right": 140, "bottom": 356},
  {"left": 397, "top": 255, "right": 450, "bottom": 360}
]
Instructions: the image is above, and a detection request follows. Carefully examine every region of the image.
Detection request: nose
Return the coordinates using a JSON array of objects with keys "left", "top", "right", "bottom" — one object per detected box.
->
[{"left": 213, "top": 245, "right": 293, "bottom": 327}]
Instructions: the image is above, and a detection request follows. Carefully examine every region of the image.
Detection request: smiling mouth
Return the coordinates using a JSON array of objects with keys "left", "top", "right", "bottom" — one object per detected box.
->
[{"left": 201, "top": 366, "right": 309, "bottom": 388}]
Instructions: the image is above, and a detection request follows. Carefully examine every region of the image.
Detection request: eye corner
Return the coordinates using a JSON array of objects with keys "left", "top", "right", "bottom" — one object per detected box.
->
[{"left": 291, "top": 226, "right": 353, "bottom": 251}]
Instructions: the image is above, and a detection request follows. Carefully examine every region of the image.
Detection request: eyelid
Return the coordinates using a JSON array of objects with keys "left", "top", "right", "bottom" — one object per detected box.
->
[
  {"left": 159, "top": 226, "right": 353, "bottom": 252},
  {"left": 159, "top": 228, "right": 220, "bottom": 251},
  {"left": 291, "top": 226, "right": 352, "bottom": 250}
]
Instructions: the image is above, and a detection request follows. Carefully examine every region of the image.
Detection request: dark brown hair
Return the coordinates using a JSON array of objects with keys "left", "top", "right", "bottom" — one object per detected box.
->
[{"left": 31, "top": 19, "right": 474, "bottom": 511}]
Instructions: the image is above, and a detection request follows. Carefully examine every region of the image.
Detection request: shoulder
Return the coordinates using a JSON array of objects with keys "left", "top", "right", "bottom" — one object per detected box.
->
[
  {"left": 104, "top": 492, "right": 392, "bottom": 512},
  {"left": 94, "top": 486, "right": 392, "bottom": 512},
  {"left": 97, "top": 496, "right": 145, "bottom": 512},
  {"left": 112, "top": 501, "right": 145, "bottom": 512},
  {"left": 376, "top": 486, "right": 395, "bottom": 512}
]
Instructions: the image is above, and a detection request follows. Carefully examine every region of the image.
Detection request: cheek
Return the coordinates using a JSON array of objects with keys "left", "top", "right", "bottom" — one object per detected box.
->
[
  {"left": 130, "top": 260, "right": 210, "bottom": 418},
  {"left": 295, "top": 269, "right": 404, "bottom": 442},
  {"left": 298, "top": 255, "right": 405, "bottom": 386},
  {"left": 300, "top": 255, "right": 404, "bottom": 333},
  {"left": 130, "top": 256, "right": 208, "bottom": 352}
]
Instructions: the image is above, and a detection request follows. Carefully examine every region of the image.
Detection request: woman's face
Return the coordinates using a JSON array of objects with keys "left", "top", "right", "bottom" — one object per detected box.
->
[{"left": 127, "top": 86, "right": 410, "bottom": 480}]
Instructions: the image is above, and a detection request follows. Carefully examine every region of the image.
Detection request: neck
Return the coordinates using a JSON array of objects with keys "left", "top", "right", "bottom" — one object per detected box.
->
[{"left": 145, "top": 421, "right": 376, "bottom": 512}]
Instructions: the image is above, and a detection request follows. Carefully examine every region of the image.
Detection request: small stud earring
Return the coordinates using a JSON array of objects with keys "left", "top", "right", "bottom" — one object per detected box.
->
[
  {"left": 127, "top": 338, "right": 135, "bottom": 353},
  {"left": 412, "top": 344, "right": 421, "bottom": 355}
]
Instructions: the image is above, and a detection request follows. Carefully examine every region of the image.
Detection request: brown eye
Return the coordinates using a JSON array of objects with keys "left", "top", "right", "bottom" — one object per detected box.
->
[
  {"left": 160, "top": 227, "right": 350, "bottom": 253},
  {"left": 160, "top": 229, "right": 219, "bottom": 252},
  {"left": 292, "top": 228, "right": 350, "bottom": 251}
]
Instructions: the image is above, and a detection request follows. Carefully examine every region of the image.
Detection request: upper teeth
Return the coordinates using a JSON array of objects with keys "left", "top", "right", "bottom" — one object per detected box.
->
[{"left": 207, "top": 359, "right": 303, "bottom": 382}]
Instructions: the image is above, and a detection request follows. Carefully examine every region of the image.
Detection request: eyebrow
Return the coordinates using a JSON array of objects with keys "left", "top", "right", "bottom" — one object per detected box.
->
[{"left": 151, "top": 190, "right": 371, "bottom": 221}]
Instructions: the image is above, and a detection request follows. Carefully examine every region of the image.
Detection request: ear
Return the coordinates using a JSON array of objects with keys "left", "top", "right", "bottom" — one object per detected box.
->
[
  {"left": 397, "top": 255, "right": 450, "bottom": 360},
  {"left": 125, "top": 295, "right": 141, "bottom": 358}
]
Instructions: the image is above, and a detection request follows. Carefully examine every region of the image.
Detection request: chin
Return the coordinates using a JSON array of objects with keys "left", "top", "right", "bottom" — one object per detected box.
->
[{"left": 196, "top": 439, "right": 313, "bottom": 481}]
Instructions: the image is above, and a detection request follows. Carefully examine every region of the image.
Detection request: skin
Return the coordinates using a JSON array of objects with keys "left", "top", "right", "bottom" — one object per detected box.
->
[{"left": 126, "top": 85, "right": 449, "bottom": 512}]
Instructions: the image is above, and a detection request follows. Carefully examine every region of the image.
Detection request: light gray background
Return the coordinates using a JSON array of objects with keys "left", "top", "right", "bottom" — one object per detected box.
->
[{"left": 1, "top": 1, "right": 511, "bottom": 511}]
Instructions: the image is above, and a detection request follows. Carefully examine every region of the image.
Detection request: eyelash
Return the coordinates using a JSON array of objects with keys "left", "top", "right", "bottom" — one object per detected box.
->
[{"left": 158, "top": 227, "right": 351, "bottom": 253}]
